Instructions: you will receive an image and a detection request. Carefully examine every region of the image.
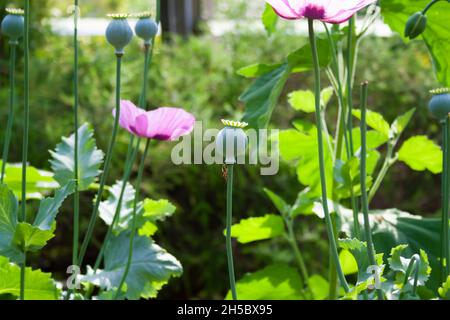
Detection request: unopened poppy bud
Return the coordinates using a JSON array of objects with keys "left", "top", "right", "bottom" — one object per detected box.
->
[
  {"left": 134, "top": 12, "right": 158, "bottom": 45},
  {"left": 1, "top": 8, "right": 24, "bottom": 44},
  {"left": 216, "top": 120, "right": 248, "bottom": 165},
  {"left": 428, "top": 88, "right": 450, "bottom": 121},
  {"left": 404, "top": 11, "right": 427, "bottom": 39},
  {"left": 106, "top": 13, "right": 133, "bottom": 55}
]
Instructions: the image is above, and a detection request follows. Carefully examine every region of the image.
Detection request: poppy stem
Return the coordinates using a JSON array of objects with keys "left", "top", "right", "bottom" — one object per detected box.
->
[
  {"left": 1, "top": 43, "right": 17, "bottom": 183},
  {"left": 19, "top": 0, "right": 30, "bottom": 301},
  {"left": 403, "top": 254, "right": 420, "bottom": 296},
  {"left": 308, "top": 18, "right": 349, "bottom": 294},
  {"left": 346, "top": 17, "right": 355, "bottom": 157},
  {"left": 72, "top": 0, "right": 80, "bottom": 269},
  {"left": 442, "top": 117, "right": 450, "bottom": 280},
  {"left": 226, "top": 164, "right": 238, "bottom": 300},
  {"left": 359, "top": 82, "right": 383, "bottom": 300},
  {"left": 78, "top": 54, "right": 123, "bottom": 267}
]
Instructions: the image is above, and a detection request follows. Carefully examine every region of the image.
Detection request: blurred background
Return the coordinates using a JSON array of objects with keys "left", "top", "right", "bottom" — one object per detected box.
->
[{"left": 0, "top": 0, "right": 440, "bottom": 299}]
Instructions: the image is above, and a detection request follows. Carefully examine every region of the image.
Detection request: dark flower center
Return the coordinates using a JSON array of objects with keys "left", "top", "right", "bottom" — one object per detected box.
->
[{"left": 302, "top": 4, "right": 326, "bottom": 20}]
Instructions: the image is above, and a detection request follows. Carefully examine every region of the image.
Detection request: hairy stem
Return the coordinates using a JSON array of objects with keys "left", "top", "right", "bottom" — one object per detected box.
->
[{"left": 308, "top": 19, "right": 349, "bottom": 294}]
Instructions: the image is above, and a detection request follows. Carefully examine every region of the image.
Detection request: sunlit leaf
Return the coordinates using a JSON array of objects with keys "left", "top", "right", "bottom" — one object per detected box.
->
[
  {"left": 230, "top": 214, "right": 284, "bottom": 244},
  {"left": 262, "top": 3, "right": 278, "bottom": 36},
  {"left": 263, "top": 188, "right": 290, "bottom": 216},
  {"left": 398, "top": 136, "right": 442, "bottom": 174},
  {"left": 352, "top": 109, "right": 390, "bottom": 138}
]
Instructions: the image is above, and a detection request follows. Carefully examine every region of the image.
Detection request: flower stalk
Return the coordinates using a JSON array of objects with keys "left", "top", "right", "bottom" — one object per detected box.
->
[
  {"left": 226, "top": 164, "right": 238, "bottom": 300},
  {"left": 403, "top": 254, "right": 421, "bottom": 296},
  {"left": 308, "top": 18, "right": 349, "bottom": 294},
  {"left": 359, "top": 81, "right": 383, "bottom": 300}
]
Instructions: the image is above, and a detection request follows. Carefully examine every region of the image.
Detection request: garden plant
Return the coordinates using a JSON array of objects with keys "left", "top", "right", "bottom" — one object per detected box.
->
[{"left": 0, "top": 0, "right": 449, "bottom": 301}]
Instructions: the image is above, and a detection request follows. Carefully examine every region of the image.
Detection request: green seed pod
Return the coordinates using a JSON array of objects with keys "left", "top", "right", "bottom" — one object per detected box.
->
[
  {"left": 404, "top": 11, "right": 427, "bottom": 39},
  {"left": 134, "top": 12, "right": 158, "bottom": 45},
  {"left": 105, "top": 14, "right": 133, "bottom": 55},
  {"left": 428, "top": 88, "right": 450, "bottom": 121},
  {"left": 1, "top": 8, "right": 24, "bottom": 43},
  {"left": 216, "top": 120, "right": 248, "bottom": 165}
]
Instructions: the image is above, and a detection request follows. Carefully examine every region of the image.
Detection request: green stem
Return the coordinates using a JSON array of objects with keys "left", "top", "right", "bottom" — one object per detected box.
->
[
  {"left": 422, "top": 0, "right": 444, "bottom": 14},
  {"left": 308, "top": 19, "right": 349, "bottom": 294},
  {"left": 226, "top": 164, "right": 238, "bottom": 300},
  {"left": 114, "top": 139, "right": 149, "bottom": 299},
  {"left": 20, "top": 0, "right": 31, "bottom": 301},
  {"left": 444, "top": 117, "right": 450, "bottom": 278},
  {"left": 403, "top": 254, "right": 420, "bottom": 296},
  {"left": 72, "top": 0, "right": 80, "bottom": 268},
  {"left": 286, "top": 220, "right": 309, "bottom": 286},
  {"left": 346, "top": 17, "right": 355, "bottom": 156},
  {"left": 359, "top": 82, "right": 383, "bottom": 300},
  {"left": 78, "top": 55, "right": 123, "bottom": 267},
  {"left": 1, "top": 44, "right": 17, "bottom": 183},
  {"left": 92, "top": 135, "right": 137, "bottom": 271},
  {"left": 368, "top": 143, "right": 396, "bottom": 204}
]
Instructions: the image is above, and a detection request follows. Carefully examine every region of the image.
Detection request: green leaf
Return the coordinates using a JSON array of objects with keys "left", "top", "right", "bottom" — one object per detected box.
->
[
  {"left": 308, "top": 274, "right": 329, "bottom": 300},
  {"left": 79, "top": 233, "right": 182, "bottom": 300},
  {"left": 388, "top": 244, "right": 431, "bottom": 287},
  {"left": 0, "top": 256, "right": 59, "bottom": 300},
  {"left": 241, "top": 40, "right": 331, "bottom": 129},
  {"left": 340, "top": 249, "right": 358, "bottom": 275},
  {"left": 12, "top": 222, "right": 55, "bottom": 252},
  {"left": 241, "top": 64, "right": 291, "bottom": 129},
  {"left": 236, "top": 63, "right": 283, "bottom": 78},
  {"left": 99, "top": 180, "right": 138, "bottom": 233},
  {"left": 0, "top": 184, "right": 21, "bottom": 262},
  {"left": 138, "top": 221, "right": 158, "bottom": 238},
  {"left": 142, "top": 199, "right": 176, "bottom": 221},
  {"left": 439, "top": 276, "right": 450, "bottom": 299},
  {"left": 290, "top": 188, "right": 315, "bottom": 217},
  {"left": 34, "top": 181, "right": 75, "bottom": 230},
  {"left": 0, "top": 161, "right": 58, "bottom": 200},
  {"left": 225, "top": 264, "right": 303, "bottom": 300},
  {"left": 288, "top": 90, "right": 315, "bottom": 113},
  {"left": 352, "top": 109, "right": 390, "bottom": 138},
  {"left": 262, "top": 3, "right": 278, "bottom": 36},
  {"left": 230, "top": 214, "right": 284, "bottom": 244},
  {"left": 50, "top": 123, "right": 104, "bottom": 191},
  {"left": 380, "top": 0, "right": 450, "bottom": 86},
  {"left": 263, "top": 188, "right": 290, "bottom": 216},
  {"left": 398, "top": 136, "right": 442, "bottom": 174},
  {"left": 351, "top": 128, "right": 389, "bottom": 151},
  {"left": 390, "top": 108, "right": 415, "bottom": 137}
]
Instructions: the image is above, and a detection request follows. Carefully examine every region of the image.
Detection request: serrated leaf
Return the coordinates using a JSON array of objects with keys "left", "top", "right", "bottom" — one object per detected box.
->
[
  {"left": 0, "top": 184, "right": 21, "bottom": 262},
  {"left": 0, "top": 256, "right": 59, "bottom": 300},
  {"left": 142, "top": 199, "right": 176, "bottom": 221},
  {"left": 50, "top": 123, "right": 104, "bottom": 191},
  {"left": 12, "top": 222, "right": 55, "bottom": 252},
  {"left": 398, "top": 136, "right": 442, "bottom": 174},
  {"left": 225, "top": 264, "right": 303, "bottom": 300},
  {"left": 263, "top": 188, "right": 290, "bottom": 216},
  {"left": 230, "top": 214, "right": 284, "bottom": 244},
  {"left": 390, "top": 108, "right": 415, "bottom": 137},
  {"left": 352, "top": 109, "right": 390, "bottom": 138},
  {"left": 262, "top": 3, "right": 278, "bottom": 35},
  {"left": 79, "top": 233, "right": 182, "bottom": 300},
  {"left": 388, "top": 244, "right": 431, "bottom": 287},
  {"left": 438, "top": 276, "right": 450, "bottom": 299},
  {"left": 138, "top": 221, "right": 158, "bottom": 237}
]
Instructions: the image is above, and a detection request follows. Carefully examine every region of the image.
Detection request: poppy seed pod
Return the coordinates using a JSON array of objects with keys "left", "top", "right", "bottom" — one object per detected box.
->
[
  {"left": 404, "top": 11, "right": 427, "bottom": 39},
  {"left": 134, "top": 12, "right": 158, "bottom": 45},
  {"left": 216, "top": 120, "right": 248, "bottom": 165},
  {"left": 1, "top": 8, "right": 24, "bottom": 44},
  {"left": 428, "top": 88, "right": 450, "bottom": 121},
  {"left": 105, "top": 14, "right": 133, "bottom": 55}
]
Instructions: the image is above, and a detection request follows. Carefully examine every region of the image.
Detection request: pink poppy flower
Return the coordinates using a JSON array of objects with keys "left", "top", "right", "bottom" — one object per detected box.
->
[
  {"left": 266, "top": 0, "right": 376, "bottom": 24},
  {"left": 114, "top": 100, "right": 195, "bottom": 140}
]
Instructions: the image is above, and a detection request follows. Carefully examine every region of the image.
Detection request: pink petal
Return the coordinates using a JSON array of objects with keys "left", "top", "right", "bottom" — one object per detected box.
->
[
  {"left": 140, "top": 107, "right": 195, "bottom": 141},
  {"left": 113, "top": 100, "right": 146, "bottom": 133},
  {"left": 321, "top": 0, "right": 376, "bottom": 24},
  {"left": 266, "top": 0, "right": 300, "bottom": 19},
  {"left": 134, "top": 114, "right": 149, "bottom": 138}
]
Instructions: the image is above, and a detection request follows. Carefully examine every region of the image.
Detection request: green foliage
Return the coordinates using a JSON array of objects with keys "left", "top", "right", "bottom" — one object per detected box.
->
[
  {"left": 352, "top": 109, "right": 390, "bottom": 139},
  {"left": 262, "top": 3, "right": 278, "bottom": 36},
  {"left": 398, "top": 136, "right": 442, "bottom": 174},
  {"left": 80, "top": 232, "right": 182, "bottom": 300},
  {"left": 288, "top": 87, "right": 333, "bottom": 113},
  {"left": 388, "top": 245, "right": 430, "bottom": 287},
  {"left": 225, "top": 264, "right": 303, "bottom": 300},
  {"left": 380, "top": 0, "right": 450, "bottom": 86},
  {"left": 0, "top": 256, "right": 59, "bottom": 300},
  {"left": 50, "top": 124, "right": 104, "bottom": 191},
  {"left": 439, "top": 276, "right": 450, "bottom": 299},
  {"left": 230, "top": 214, "right": 284, "bottom": 244}
]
